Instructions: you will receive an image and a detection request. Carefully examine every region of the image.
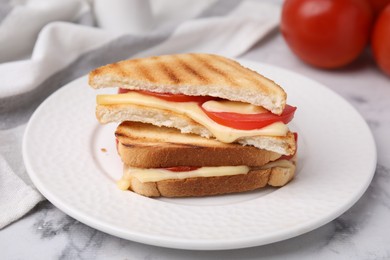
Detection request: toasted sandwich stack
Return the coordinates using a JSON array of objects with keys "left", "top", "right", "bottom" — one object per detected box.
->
[{"left": 89, "top": 53, "right": 297, "bottom": 197}]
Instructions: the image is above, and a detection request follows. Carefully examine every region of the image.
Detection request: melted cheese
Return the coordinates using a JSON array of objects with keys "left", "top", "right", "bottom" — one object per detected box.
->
[
  {"left": 118, "top": 166, "right": 250, "bottom": 189},
  {"left": 117, "top": 160, "right": 295, "bottom": 190},
  {"left": 97, "top": 92, "right": 288, "bottom": 143},
  {"left": 202, "top": 100, "right": 268, "bottom": 114}
]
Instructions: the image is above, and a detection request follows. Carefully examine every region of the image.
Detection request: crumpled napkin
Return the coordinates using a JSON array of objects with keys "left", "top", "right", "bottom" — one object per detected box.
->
[{"left": 0, "top": 0, "right": 280, "bottom": 229}]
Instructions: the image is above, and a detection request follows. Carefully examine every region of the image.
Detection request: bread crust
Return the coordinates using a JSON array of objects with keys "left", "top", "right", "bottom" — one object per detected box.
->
[
  {"left": 127, "top": 166, "right": 295, "bottom": 197},
  {"left": 269, "top": 167, "right": 295, "bottom": 186},
  {"left": 89, "top": 53, "right": 286, "bottom": 115}
]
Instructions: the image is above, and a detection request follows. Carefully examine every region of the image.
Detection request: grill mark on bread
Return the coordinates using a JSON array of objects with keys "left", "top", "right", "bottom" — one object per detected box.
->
[
  {"left": 131, "top": 59, "right": 156, "bottom": 83},
  {"left": 165, "top": 142, "right": 204, "bottom": 149},
  {"left": 117, "top": 133, "right": 208, "bottom": 149},
  {"left": 175, "top": 56, "right": 209, "bottom": 84},
  {"left": 91, "top": 67, "right": 102, "bottom": 77},
  {"left": 115, "top": 132, "right": 125, "bottom": 138},
  {"left": 212, "top": 54, "right": 255, "bottom": 76},
  {"left": 212, "top": 54, "right": 270, "bottom": 90},
  {"left": 121, "top": 143, "right": 136, "bottom": 148},
  {"left": 109, "top": 63, "right": 128, "bottom": 78},
  {"left": 118, "top": 139, "right": 207, "bottom": 149},
  {"left": 154, "top": 57, "right": 181, "bottom": 84},
  {"left": 190, "top": 54, "right": 238, "bottom": 86}
]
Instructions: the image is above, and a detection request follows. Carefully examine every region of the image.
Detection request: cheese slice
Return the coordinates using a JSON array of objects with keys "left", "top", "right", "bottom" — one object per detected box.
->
[
  {"left": 117, "top": 160, "right": 295, "bottom": 190},
  {"left": 97, "top": 92, "right": 289, "bottom": 143},
  {"left": 202, "top": 100, "right": 268, "bottom": 114}
]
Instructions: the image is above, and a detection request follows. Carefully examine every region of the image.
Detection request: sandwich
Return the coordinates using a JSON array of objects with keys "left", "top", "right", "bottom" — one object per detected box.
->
[
  {"left": 114, "top": 122, "right": 296, "bottom": 197},
  {"left": 89, "top": 53, "right": 297, "bottom": 197}
]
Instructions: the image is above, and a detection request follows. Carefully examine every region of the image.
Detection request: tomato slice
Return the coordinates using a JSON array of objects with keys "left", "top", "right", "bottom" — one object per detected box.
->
[
  {"left": 201, "top": 105, "right": 297, "bottom": 130},
  {"left": 118, "top": 88, "right": 296, "bottom": 130},
  {"left": 163, "top": 166, "right": 200, "bottom": 172},
  {"left": 118, "top": 88, "right": 216, "bottom": 103},
  {"left": 118, "top": 88, "right": 130, "bottom": 94}
]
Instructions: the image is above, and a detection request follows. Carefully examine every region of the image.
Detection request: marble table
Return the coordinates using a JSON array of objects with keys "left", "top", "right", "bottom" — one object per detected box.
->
[{"left": 1, "top": 29, "right": 389, "bottom": 260}]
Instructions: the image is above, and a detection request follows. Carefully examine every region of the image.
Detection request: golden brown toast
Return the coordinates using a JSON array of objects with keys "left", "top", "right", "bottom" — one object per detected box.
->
[
  {"left": 115, "top": 122, "right": 283, "bottom": 168},
  {"left": 115, "top": 122, "right": 296, "bottom": 197},
  {"left": 123, "top": 166, "right": 295, "bottom": 197},
  {"left": 89, "top": 53, "right": 286, "bottom": 115}
]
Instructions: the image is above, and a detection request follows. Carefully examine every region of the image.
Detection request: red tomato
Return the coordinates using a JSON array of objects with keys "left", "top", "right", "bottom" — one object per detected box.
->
[
  {"left": 201, "top": 105, "right": 297, "bottom": 130},
  {"left": 368, "top": 0, "right": 390, "bottom": 16},
  {"left": 281, "top": 0, "right": 373, "bottom": 68},
  {"left": 118, "top": 88, "right": 215, "bottom": 103},
  {"left": 371, "top": 4, "right": 390, "bottom": 76},
  {"left": 118, "top": 88, "right": 130, "bottom": 94},
  {"left": 164, "top": 166, "right": 200, "bottom": 172}
]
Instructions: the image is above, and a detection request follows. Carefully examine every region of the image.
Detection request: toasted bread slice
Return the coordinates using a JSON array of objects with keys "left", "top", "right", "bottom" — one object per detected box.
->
[
  {"left": 124, "top": 166, "right": 295, "bottom": 197},
  {"left": 116, "top": 122, "right": 282, "bottom": 168},
  {"left": 101, "top": 105, "right": 296, "bottom": 155},
  {"left": 89, "top": 53, "right": 286, "bottom": 115}
]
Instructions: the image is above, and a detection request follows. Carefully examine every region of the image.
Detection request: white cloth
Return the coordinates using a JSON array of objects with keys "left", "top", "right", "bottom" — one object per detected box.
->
[
  {"left": 0, "top": 0, "right": 280, "bottom": 228},
  {"left": 0, "top": 155, "right": 44, "bottom": 229}
]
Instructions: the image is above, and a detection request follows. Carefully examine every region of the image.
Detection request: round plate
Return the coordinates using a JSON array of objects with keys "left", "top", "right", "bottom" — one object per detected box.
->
[{"left": 23, "top": 60, "right": 376, "bottom": 250}]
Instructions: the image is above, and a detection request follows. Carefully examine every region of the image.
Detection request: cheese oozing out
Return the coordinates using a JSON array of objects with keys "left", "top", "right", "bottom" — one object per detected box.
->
[
  {"left": 97, "top": 92, "right": 289, "bottom": 143},
  {"left": 117, "top": 160, "right": 296, "bottom": 190}
]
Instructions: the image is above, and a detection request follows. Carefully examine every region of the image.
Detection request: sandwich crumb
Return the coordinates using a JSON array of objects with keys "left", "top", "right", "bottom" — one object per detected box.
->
[{"left": 100, "top": 148, "right": 107, "bottom": 153}]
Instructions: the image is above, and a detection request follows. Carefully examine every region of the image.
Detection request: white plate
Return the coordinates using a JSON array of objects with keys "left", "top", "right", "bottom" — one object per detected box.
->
[{"left": 23, "top": 60, "right": 376, "bottom": 250}]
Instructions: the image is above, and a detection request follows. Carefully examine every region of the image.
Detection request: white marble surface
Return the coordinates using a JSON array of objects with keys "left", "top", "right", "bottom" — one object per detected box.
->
[{"left": 2, "top": 28, "right": 390, "bottom": 260}]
